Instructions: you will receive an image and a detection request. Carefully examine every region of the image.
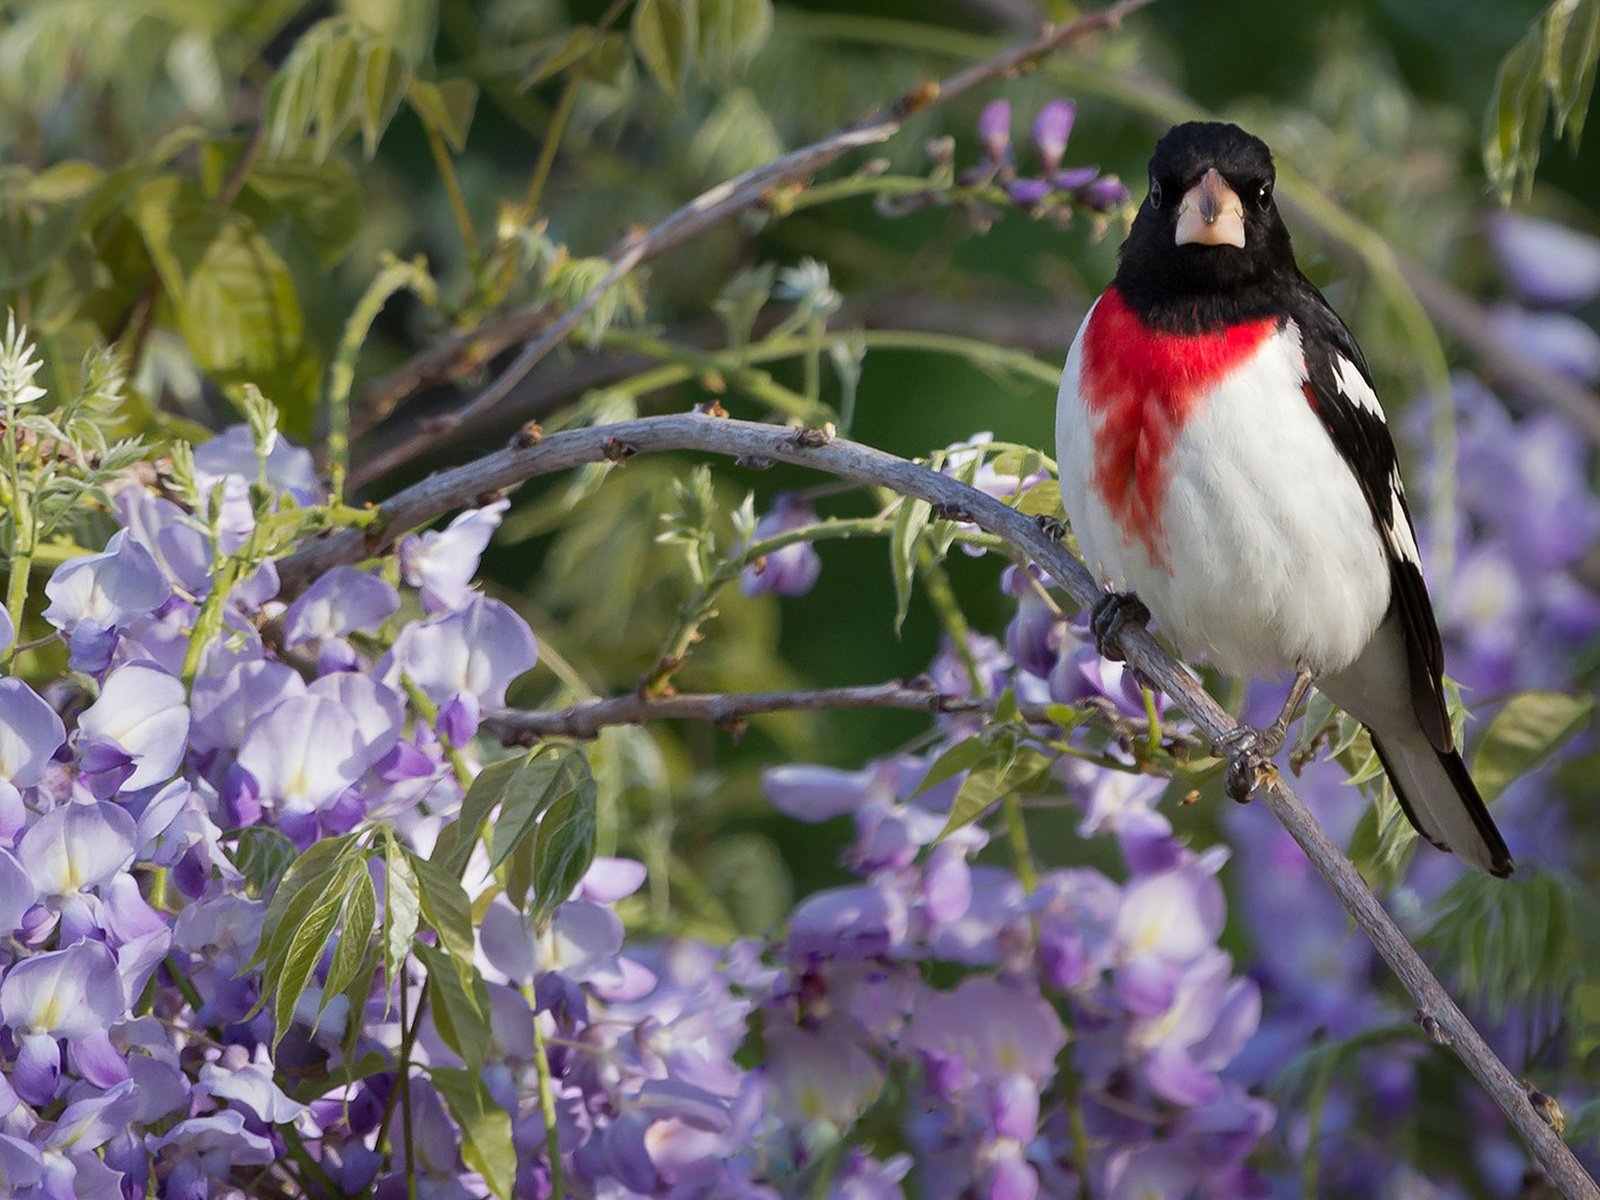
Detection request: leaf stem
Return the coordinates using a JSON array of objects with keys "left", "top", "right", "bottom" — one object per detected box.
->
[
  {"left": 522, "top": 70, "right": 582, "bottom": 221},
  {"left": 400, "top": 971, "right": 418, "bottom": 1200},
  {"left": 521, "top": 0, "right": 633, "bottom": 220},
  {"left": 424, "top": 121, "right": 482, "bottom": 273},
  {"left": 181, "top": 556, "right": 244, "bottom": 688},
  {"left": 916, "top": 544, "right": 983, "bottom": 694},
  {"left": 2, "top": 425, "right": 32, "bottom": 674},
  {"left": 1002, "top": 791, "right": 1037, "bottom": 893},
  {"left": 400, "top": 677, "right": 474, "bottom": 786},
  {"left": 530, "top": 1008, "right": 566, "bottom": 1199}
]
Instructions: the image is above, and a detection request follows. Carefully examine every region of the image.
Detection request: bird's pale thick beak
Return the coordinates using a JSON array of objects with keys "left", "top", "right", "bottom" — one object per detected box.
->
[{"left": 1174, "top": 168, "right": 1246, "bottom": 248}]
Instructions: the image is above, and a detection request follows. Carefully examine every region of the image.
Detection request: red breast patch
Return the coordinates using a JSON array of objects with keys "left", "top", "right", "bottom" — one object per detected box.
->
[{"left": 1080, "top": 287, "right": 1276, "bottom": 566}]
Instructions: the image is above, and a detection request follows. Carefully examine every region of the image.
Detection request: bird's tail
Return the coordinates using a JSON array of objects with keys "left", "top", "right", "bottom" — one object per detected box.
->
[{"left": 1368, "top": 733, "right": 1514, "bottom": 877}]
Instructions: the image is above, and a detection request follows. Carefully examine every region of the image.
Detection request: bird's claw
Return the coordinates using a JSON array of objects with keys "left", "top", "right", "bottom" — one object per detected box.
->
[
  {"left": 1215, "top": 725, "right": 1282, "bottom": 803},
  {"left": 1089, "top": 591, "right": 1149, "bottom": 663},
  {"left": 1033, "top": 514, "right": 1067, "bottom": 542}
]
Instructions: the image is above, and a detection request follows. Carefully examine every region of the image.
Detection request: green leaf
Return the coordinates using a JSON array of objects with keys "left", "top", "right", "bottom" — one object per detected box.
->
[
  {"left": 631, "top": 0, "right": 694, "bottom": 99},
  {"left": 322, "top": 865, "right": 377, "bottom": 1011},
  {"left": 1425, "top": 869, "right": 1600, "bottom": 1022},
  {"left": 1345, "top": 782, "right": 1416, "bottom": 893},
  {"left": 686, "top": 87, "right": 783, "bottom": 181},
  {"left": 1546, "top": 0, "right": 1600, "bottom": 140},
  {"left": 409, "top": 852, "right": 477, "bottom": 968},
  {"left": 528, "top": 786, "right": 598, "bottom": 924},
  {"left": 911, "top": 735, "right": 999, "bottom": 800},
  {"left": 133, "top": 177, "right": 316, "bottom": 435},
  {"left": 1471, "top": 691, "right": 1593, "bottom": 802},
  {"left": 1484, "top": 35, "right": 1548, "bottom": 200},
  {"left": 230, "top": 826, "right": 300, "bottom": 899},
  {"left": 695, "top": 0, "right": 773, "bottom": 79},
  {"left": 1014, "top": 479, "right": 1062, "bottom": 518},
  {"left": 253, "top": 834, "right": 359, "bottom": 967},
  {"left": 382, "top": 834, "right": 423, "bottom": 992},
  {"left": 518, "top": 25, "right": 598, "bottom": 88},
  {"left": 1042, "top": 704, "right": 1091, "bottom": 734},
  {"left": 233, "top": 151, "right": 363, "bottom": 267},
  {"left": 490, "top": 747, "right": 596, "bottom": 878},
  {"left": 408, "top": 77, "right": 479, "bottom": 153},
  {"left": 431, "top": 1067, "right": 518, "bottom": 1200},
  {"left": 433, "top": 753, "right": 528, "bottom": 876},
  {"left": 414, "top": 940, "right": 493, "bottom": 1072},
  {"left": 265, "top": 19, "right": 411, "bottom": 162},
  {"left": 889, "top": 496, "right": 930, "bottom": 635},
  {"left": 935, "top": 752, "right": 1013, "bottom": 843},
  {"left": 1293, "top": 690, "right": 1340, "bottom": 759},
  {"left": 343, "top": 0, "right": 439, "bottom": 65},
  {"left": 271, "top": 859, "right": 359, "bottom": 1045},
  {"left": 1482, "top": 0, "right": 1600, "bottom": 199}
]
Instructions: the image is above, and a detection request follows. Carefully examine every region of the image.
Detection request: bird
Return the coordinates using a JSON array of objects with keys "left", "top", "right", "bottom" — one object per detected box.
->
[{"left": 1054, "top": 120, "right": 1513, "bottom": 877}]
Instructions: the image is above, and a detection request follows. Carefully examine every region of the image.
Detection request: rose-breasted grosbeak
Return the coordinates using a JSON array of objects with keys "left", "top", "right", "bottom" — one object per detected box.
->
[{"left": 1055, "top": 121, "right": 1513, "bottom": 877}]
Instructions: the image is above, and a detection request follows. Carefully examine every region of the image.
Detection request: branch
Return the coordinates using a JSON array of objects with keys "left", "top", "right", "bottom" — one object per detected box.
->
[
  {"left": 345, "top": 0, "right": 1154, "bottom": 488},
  {"left": 281, "top": 412, "right": 1599, "bottom": 1196},
  {"left": 356, "top": 294, "right": 1083, "bottom": 466},
  {"left": 481, "top": 680, "right": 1193, "bottom": 748}
]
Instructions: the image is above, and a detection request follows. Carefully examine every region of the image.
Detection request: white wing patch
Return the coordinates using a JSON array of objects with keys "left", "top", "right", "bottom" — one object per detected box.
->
[
  {"left": 1334, "top": 354, "right": 1383, "bottom": 416},
  {"left": 1318, "top": 346, "right": 1424, "bottom": 571},
  {"left": 1383, "top": 472, "right": 1423, "bottom": 569}
]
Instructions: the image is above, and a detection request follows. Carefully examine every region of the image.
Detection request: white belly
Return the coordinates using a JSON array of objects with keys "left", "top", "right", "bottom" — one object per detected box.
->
[{"left": 1056, "top": 317, "right": 1390, "bottom": 678}]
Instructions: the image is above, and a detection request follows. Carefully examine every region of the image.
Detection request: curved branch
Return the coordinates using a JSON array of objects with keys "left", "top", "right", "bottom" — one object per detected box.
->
[
  {"left": 346, "top": 0, "right": 1155, "bottom": 488},
  {"left": 281, "top": 412, "right": 1598, "bottom": 1196}
]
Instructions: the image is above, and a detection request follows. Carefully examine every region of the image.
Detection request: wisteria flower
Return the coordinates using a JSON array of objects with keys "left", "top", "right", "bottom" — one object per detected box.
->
[
  {"left": 192, "top": 423, "right": 322, "bottom": 506},
  {"left": 740, "top": 493, "right": 822, "bottom": 597},
  {"left": 399, "top": 498, "right": 509, "bottom": 612},
  {"left": 0, "top": 680, "right": 65, "bottom": 792},
  {"left": 75, "top": 661, "right": 189, "bottom": 796},
  {"left": 1486, "top": 212, "right": 1600, "bottom": 307},
  {"left": 0, "top": 939, "right": 128, "bottom": 1103},
  {"left": 282, "top": 565, "right": 400, "bottom": 646},
  {"left": 384, "top": 595, "right": 538, "bottom": 738},
  {"left": 42, "top": 531, "right": 170, "bottom": 672}
]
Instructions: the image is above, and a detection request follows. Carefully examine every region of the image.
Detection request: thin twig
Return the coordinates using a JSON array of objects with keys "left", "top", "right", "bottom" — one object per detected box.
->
[
  {"left": 482, "top": 680, "right": 1186, "bottom": 745},
  {"left": 277, "top": 412, "right": 1599, "bottom": 1197},
  {"left": 345, "top": 0, "right": 1155, "bottom": 486}
]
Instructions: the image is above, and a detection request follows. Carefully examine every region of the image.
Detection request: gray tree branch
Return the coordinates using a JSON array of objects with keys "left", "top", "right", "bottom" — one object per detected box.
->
[
  {"left": 279, "top": 411, "right": 1593, "bottom": 1195},
  {"left": 482, "top": 679, "right": 1194, "bottom": 750}
]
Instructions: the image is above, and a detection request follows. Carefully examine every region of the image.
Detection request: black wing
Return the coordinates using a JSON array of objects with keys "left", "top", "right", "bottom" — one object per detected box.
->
[{"left": 1287, "top": 275, "right": 1453, "bottom": 753}]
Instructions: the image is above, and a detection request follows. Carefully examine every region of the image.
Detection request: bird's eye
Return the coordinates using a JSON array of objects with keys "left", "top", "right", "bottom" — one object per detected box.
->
[
  {"left": 1256, "top": 180, "right": 1273, "bottom": 210},
  {"left": 1149, "top": 178, "right": 1163, "bottom": 208}
]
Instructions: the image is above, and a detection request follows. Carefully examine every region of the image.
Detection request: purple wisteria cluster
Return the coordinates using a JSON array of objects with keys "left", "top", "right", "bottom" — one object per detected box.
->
[
  {"left": 762, "top": 752, "right": 1271, "bottom": 1200},
  {"left": 971, "top": 99, "right": 1132, "bottom": 215},
  {"left": 728, "top": 443, "right": 1275, "bottom": 1195},
  {"left": 879, "top": 96, "right": 1131, "bottom": 228},
  {"left": 0, "top": 424, "right": 558, "bottom": 1196}
]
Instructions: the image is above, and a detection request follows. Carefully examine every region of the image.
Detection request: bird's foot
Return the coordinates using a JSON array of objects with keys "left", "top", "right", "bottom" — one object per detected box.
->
[
  {"left": 1089, "top": 591, "right": 1149, "bottom": 663},
  {"left": 1216, "top": 666, "right": 1314, "bottom": 802},
  {"left": 1214, "top": 725, "right": 1281, "bottom": 804},
  {"left": 1033, "top": 514, "right": 1067, "bottom": 542}
]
